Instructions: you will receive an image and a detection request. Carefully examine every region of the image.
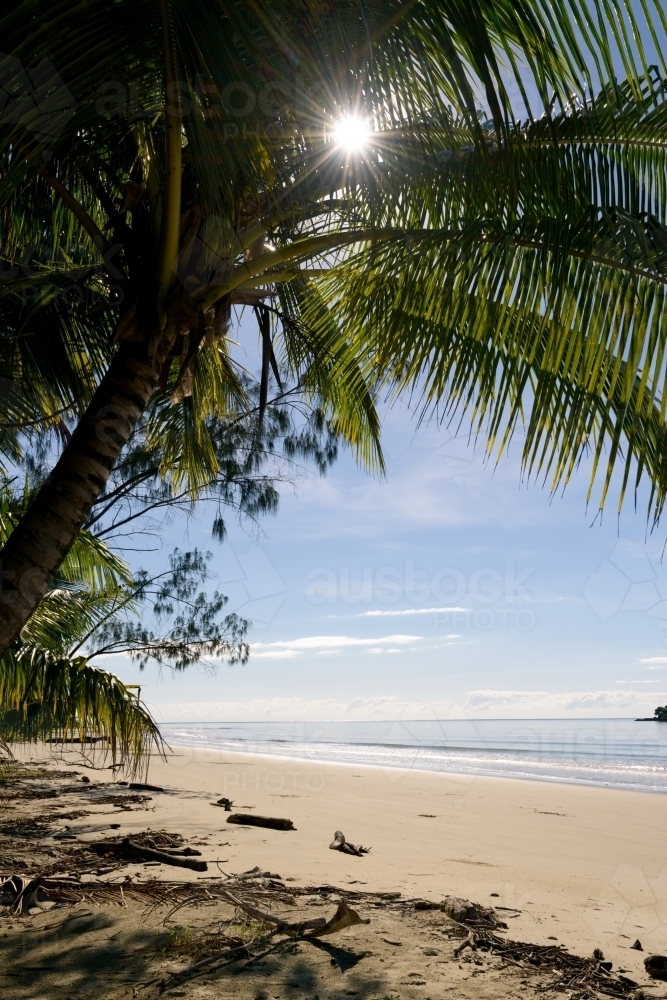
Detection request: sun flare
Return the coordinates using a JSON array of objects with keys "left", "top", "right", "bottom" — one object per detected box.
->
[{"left": 333, "top": 115, "right": 370, "bottom": 152}]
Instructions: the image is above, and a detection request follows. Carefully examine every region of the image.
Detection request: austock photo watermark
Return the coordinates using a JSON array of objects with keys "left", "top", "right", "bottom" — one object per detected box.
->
[{"left": 305, "top": 559, "right": 537, "bottom": 633}]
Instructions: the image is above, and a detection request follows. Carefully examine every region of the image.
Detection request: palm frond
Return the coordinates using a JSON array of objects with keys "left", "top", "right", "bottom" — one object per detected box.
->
[
  {"left": 0, "top": 645, "right": 164, "bottom": 777},
  {"left": 294, "top": 72, "right": 667, "bottom": 520}
]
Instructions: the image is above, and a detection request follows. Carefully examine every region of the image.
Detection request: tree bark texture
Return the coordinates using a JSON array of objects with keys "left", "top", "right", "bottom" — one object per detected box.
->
[{"left": 0, "top": 339, "right": 167, "bottom": 655}]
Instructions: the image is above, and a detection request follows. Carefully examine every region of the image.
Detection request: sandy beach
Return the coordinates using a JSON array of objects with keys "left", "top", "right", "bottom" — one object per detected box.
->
[
  {"left": 2, "top": 744, "right": 667, "bottom": 998},
  {"left": 138, "top": 748, "right": 667, "bottom": 963}
]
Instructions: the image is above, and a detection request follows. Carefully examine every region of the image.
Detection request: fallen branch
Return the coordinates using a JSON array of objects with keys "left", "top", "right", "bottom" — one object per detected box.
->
[
  {"left": 46, "top": 736, "right": 109, "bottom": 744},
  {"left": 85, "top": 837, "right": 208, "bottom": 871},
  {"left": 0, "top": 874, "right": 84, "bottom": 914},
  {"left": 454, "top": 932, "right": 476, "bottom": 956},
  {"left": 227, "top": 813, "right": 294, "bottom": 831},
  {"left": 160, "top": 929, "right": 280, "bottom": 990},
  {"left": 328, "top": 830, "right": 370, "bottom": 856},
  {"left": 225, "top": 891, "right": 369, "bottom": 939}
]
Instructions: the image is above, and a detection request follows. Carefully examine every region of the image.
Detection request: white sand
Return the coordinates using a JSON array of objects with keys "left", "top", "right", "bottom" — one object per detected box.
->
[{"left": 86, "top": 744, "right": 667, "bottom": 983}]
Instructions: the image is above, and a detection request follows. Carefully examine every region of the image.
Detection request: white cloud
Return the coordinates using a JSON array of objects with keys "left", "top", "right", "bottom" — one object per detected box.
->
[
  {"left": 358, "top": 606, "right": 467, "bottom": 617},
  {"left": 641, "top": 657, "right": 667, "bottom": 668},
  {"left": 151, "top": 695, "right": 457, "bottom": 722},
  {"left": 147, "top": 687, "right": 667, "bottom": 723},
  {"left": 464, "top": 689, "right": 667, "bottom": 716},
  {"left": 252, "top": 650, "right": 298, "bottom": 660},
  {"left": 251, "top": 634, "right": 420, "bottom": 657}
]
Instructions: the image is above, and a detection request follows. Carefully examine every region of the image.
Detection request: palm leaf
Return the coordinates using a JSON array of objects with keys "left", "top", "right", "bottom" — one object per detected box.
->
[{"left": 0, "top": 645, "right": 164, "bottom": 777}]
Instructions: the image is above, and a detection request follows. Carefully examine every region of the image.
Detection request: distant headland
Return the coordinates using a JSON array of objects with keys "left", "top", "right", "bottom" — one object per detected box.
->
[{"left": 635, "top": 706, "right": 667, "bottom": 721}]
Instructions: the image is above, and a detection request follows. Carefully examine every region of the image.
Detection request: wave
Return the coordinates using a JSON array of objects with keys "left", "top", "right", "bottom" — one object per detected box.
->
[{"left": 160, "top": 718, "right": 667, "bottom": 792}]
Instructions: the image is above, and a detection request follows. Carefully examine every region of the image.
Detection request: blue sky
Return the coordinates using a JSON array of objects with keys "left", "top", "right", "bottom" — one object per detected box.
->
[{"left": 95, "top": 318, "right": 667, "bottom": 723}]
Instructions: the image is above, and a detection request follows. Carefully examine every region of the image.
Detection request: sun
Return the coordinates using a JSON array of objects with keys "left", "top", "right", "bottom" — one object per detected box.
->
[{"left": 333, "top": 115, "right": 370, "bottom": 152}]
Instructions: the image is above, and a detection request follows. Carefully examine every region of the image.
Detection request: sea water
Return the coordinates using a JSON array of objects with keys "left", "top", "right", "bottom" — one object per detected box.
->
[{"left": 160, "top": 718, "right": 667, "bottom": 792}]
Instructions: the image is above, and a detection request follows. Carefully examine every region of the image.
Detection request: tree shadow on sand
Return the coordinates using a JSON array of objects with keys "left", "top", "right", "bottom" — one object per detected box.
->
[
  {"left": 164, "top": 934, "right": 384, "bottom": 998},
  {"left": 1, "top": 908, "right": 167, "bottom": 998}
]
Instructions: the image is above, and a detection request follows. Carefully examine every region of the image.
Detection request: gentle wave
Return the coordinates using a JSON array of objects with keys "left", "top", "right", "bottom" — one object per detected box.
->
[{"left": 160, "top": 718, "right": 667, "bottom": 792}]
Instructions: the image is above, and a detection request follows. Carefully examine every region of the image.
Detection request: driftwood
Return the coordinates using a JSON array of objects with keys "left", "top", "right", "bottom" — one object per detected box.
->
[
  {"left": 645, "top": 954, "right": 667, "bottom": 980},
  {"left": 227, "top": 891, "right": 369, "bottom": 938},
  {"left": 0, "top": 874, "right": 84, "bottom": 915},
  {"left": 329, "top": 830, "right": 370, "bottom": 856},
  {"left": 160, "top": 893, "right": 370, "bottom": 990},
  {"left": 442, "top": 896, "right": 478, "bottom": 922},
  {"left": 227, "top": 813, "right": 294, "bottom": 831},
  {"left": 46, "top": 736, "right": 109, "bottom": 744},
  {"left": 129, "top": 782, "right": 164, "bottom": 792},
  {"left": 86, "top": 837, "right": 207, "bottom": 871},
  {"left": 211, "top": 797, "right": 233, "bottom": 810},
  {"left": 454, "top": 932, "right": 476, "bottom": 956}
]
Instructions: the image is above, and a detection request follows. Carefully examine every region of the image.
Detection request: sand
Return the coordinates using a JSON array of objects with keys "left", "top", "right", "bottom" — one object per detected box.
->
[
  {"left": 140, "top": 748, "right": 667, "bottom": 965},
  {"left": 2, "top": 744, "right": 667, "bottom": 998}
]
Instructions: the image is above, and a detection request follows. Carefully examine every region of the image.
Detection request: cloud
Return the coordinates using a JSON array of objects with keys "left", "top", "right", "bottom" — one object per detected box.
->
[
  {"left": 464, "top": 689, "right": 667, "bottom": 716},
  {"left": 252, "top": 650, "right": 299, "bottom": 660},
  {"left": 357, "top": 607, "right": 467, "bottom": 617},
  {"left": 150, "top": 687, "right": 667, "bottom": 723},
  {"left": 251, "top": 634, "right": 420, "bottom": 657},
  {"left": 640, "top": 657, "right": 667, "bottom": 668},
  {"left": 151, "top": 695, "right": 457, "bottom": 722}
]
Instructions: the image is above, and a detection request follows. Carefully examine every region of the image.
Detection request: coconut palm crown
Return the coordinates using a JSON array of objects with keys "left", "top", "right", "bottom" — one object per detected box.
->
[{"left": 1, "top": 0, "right": 667, "bottom": 660}]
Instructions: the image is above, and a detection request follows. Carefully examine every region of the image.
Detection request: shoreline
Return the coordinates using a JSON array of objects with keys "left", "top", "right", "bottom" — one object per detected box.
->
[{"left": 157, "top": 736, "right": 667, "bottom": 795}]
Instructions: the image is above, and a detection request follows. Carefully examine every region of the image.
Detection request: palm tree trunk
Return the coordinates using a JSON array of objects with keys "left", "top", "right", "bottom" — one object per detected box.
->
[{"left": 0, "top": 338, "right": 167, "bottom": 656}]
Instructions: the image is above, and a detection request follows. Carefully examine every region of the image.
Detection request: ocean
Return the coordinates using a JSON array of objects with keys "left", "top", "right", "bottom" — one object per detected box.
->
[{"left": 160, "top": 718, "right": 667, "bottom": 793}]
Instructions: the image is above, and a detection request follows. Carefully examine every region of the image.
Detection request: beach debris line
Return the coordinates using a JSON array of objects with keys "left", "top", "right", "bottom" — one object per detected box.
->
[
  {"left": 227, "top": 813, "right": 294, "bottom": 830},
  {"left": 445, "top": 920, "right": 641, "bottom": 997},
  {"left": 329, "top": 830, "right": 371, "bottom": 856},
  {"left": 644, "top": 954, "right": 667, "bottom": 980}
]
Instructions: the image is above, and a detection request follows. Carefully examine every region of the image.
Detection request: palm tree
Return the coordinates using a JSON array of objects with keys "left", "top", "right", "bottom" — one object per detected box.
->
[
  {"left": 1, "top": 0, "right": 666, "bottom": 658},
  {"left": 0, "top": 483, "right": 250, "bottom": 772},
  {"left": 0, "top": 481, "right": 163, "bottom": 773}
]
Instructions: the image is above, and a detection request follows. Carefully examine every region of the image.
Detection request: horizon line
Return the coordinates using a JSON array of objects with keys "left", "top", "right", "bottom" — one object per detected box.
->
[{"left": 157, "top": 715, "right": 649, "bottom": 724}]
